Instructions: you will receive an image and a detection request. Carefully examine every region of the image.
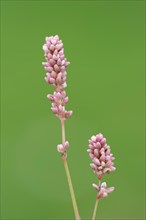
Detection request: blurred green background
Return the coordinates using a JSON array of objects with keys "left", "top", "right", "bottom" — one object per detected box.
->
[{"left": 1, "top": 0, "right": 145, "bottom": 219}]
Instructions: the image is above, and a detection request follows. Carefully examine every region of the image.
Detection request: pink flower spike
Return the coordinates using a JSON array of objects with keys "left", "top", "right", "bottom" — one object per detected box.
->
[
  {"left": 45, "top": 87, "right": 72, "bottom": 119},
  {"left": 42, "top": 35, "right": 72, "bottom": 99},
  {"left": 87, "top": 133, "right": 116, "bottom": 179}
]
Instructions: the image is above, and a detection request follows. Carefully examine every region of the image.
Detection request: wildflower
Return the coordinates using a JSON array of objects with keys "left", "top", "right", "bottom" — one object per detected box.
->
[
  {"left": 87, "top": 133, "right": 116, "bottom": 180},
  {"left": 42, "top": 35, "right": 70, "bottom": 91},
  {"left": 42, "top": 35, "right": 73, "bottom": 156},
  {"left": 47, "top": 91, "right": 72, "bottom": 119},
  {"left": 57, "top": 141, "right": 70, "bottom": 154},
  {"left": 42, "top": 35, "right": 72, "bottom": 120},
  {"left": 92, "top": 182, "right": 114, "bottom": 199}
]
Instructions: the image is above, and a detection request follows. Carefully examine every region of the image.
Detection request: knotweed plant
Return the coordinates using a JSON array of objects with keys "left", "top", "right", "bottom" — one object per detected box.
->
[
  {"left": 87, "top": 133, "right": 116, "bottom": 220},
  {"left": 42, "top": 35, "right": 80, "bottom": 220},
  {"left": 42, "top": 35, "right": 116, "bottom": 220}
]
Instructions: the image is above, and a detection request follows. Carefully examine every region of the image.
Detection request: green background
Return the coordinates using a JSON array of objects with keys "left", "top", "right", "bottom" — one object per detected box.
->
[{"left": 1, "top": 0, "right": 145, "bottom": 219}]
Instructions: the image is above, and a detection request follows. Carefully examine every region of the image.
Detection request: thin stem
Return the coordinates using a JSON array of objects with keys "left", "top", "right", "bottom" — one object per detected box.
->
[
  {"left": 92, "top": 179, "right": 101, "bottom": 220},
  {"left": 63, "top": 159, "right": 80, "bottom": 220},
  {"left": 92, "top": 198, "right": 99, "bottom": 220},
  {"left": 61, "top": 118, "right": 66, "bottom": 144},
  {"left": 60, "top": 119, "right": 80, "bottom": 220},
  {"left": 98, "top": 179, "right": 101, "bottom": 186}
]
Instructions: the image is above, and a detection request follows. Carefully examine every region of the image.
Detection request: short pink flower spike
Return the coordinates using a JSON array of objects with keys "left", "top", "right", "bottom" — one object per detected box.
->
[{"left": 87, "top": 133, "right": 116, "bottom": 199}]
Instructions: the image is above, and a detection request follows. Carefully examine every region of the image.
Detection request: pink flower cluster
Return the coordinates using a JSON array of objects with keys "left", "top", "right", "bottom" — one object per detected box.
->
[
  {"left": 92, "top": 182, "right": 114, "bottom": 199},
  {"left": 57, "top": 141, "right": 69, "bottom": 154},
  {"left": 42, "top": 35, "right": 72, "bottom": 120},
  {"left": 42, "top": 35, "right": 70, "bottom": 91},
  {"left": 87, "top": 133, "right": 116, "bottom": 180},
  {"left": 87, "top": 133, "right": 116, "bottom": 199},
  {"left": 47, "top": 91, "right": 72, "bottom": 119}
]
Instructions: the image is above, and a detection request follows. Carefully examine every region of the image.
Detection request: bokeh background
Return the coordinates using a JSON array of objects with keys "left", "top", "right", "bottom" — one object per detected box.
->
[{"left": 1, "top": 0, "right": 145, "bottom": 219}]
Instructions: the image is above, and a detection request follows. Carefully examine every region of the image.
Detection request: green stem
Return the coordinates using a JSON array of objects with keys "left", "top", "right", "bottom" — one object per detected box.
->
[
  {"left": 92, "top": 179, "right": 101, "bottom": 220},
  {"left": 92, "top": 198, "right": 99, "bottom": 220},
  {"left": 61, "top": 119, "right": 80, "bottom": 220}
]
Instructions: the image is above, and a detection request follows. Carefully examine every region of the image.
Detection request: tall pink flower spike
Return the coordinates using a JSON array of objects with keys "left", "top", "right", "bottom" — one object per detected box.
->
[
  {"left": 87, "top": 133, "right": 116, "bottom": 220},
  {"left": 42, "top": 35, "right": 72, "bottom": 119},
  {"left": 42, "top": 35, "right": 73, "bottom": 156},
  {"left": 42, "top": 35, "right": 80, "bottom": 220}
]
